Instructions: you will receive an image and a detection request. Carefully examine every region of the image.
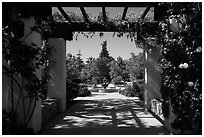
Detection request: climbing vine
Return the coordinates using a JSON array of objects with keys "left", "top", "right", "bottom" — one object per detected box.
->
[
  {"left": 53, "top": 7, "right": 155, "bottom": 48},
  {"left": 158, "top": 2, "right": 202, "bottom": 134},
  {"left": 2, "top": 10, "right": 55, "bottom": 133}
]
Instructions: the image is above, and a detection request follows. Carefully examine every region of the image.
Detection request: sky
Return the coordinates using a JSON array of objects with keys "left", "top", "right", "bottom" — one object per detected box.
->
[
  {"left": 53, "top": 7, "right": 146, "bottom": 61},
  {"left": 66, "top": 32, "right": 143, "bottom": 61}
]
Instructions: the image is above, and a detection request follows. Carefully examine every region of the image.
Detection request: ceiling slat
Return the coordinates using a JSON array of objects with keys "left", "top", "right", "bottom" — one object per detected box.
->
[
  {"left": 102, "top": 7, "right": 106, "bottom": 22},
  {"left": 140, "top": 6, "right": 151, "bottom": 20},
  {"left": 57, "top": 7, "right": 72, "bottom": 23},
  {"left": 122, "top": 7, "right": 128, "bottom": 20},
  {"left": 80, "top": 7, "right": 90, "bottom": 23}
]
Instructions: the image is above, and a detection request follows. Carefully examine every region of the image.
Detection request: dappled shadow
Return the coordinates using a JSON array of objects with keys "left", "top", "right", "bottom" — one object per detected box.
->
[
  {"left": 40, "top": 93, "right": 170, "bottom": 135},
  {"left": 41, "top": 126, "right": 170, "bottom": 135}
]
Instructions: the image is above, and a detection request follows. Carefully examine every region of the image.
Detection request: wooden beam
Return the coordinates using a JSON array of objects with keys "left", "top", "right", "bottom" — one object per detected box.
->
[
  {"left": 140, "top": 6, "right": 151, "bottom": 20},
  {"left": 57, "top": 7, "right": 72, "bottom": 23},
  {"left": 79, "top": 7, "right": 90, "bottom": 23},
  {"left": 54, "top": 22, "right": 118, "bottom": 32},
  {"left": 51, "top": 22, "right": 158, "bottom": 40},
  {"left": 122, "top": 7, "right": 128, "bottom": 20},
  {"left": 102, "top": 7, "right": 106, "bottom": 22}
]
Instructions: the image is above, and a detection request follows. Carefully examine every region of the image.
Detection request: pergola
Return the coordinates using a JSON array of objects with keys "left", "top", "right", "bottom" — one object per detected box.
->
[
  {"left": 55, "top": 2, "right": 156, "bottom": 23},
  {"left": 3, "top": 2, "right": 163, "bottom": 40},
  {"left": 54, "top": 2, "right": 159, "bottom": 32}
]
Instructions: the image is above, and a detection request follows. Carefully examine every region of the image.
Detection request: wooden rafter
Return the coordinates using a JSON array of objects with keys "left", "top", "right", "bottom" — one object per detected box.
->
[
  {"left": 140, "top": 6, "right": 151, "bottom": 20},
  {"left": 122, "top": 7, "right": 128, "bottom": 20},
  {"left": 79, "top": 7, "right": 90, "bottom": 23},
  {"left": 57, "top": 7, "right": 72, "bottom": 23},
  {"left": 102, "top": 7, "right": 106, "bottom": 23}
]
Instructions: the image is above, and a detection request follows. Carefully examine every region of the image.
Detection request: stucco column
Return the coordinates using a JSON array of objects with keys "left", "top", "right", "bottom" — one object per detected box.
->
[
  {"left": 143, "top": 44, "right": 162, "bottom": 111},
  {"left": 48, "top": 38, "right": 66, "bottom": 112},
  {"left": 143, "top": 47, "right": 150, "bottom": 110}
]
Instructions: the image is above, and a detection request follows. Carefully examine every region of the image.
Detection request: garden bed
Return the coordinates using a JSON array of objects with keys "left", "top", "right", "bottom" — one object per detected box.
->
[
  {"left": 104, "top": 88, "right": 119, "bottom": 93},
  {"left": 89, "top": 88, "right": 118, "bottom": 93},
  {"left": 89, "top": 88, "right": 101, "bottom": 92}
]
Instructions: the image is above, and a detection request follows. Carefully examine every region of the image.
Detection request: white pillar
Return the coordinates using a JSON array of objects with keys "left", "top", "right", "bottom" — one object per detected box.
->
[
  {"left": 143, "top": 44, "right": 162, "bottom": 111},
  {"left": 48, "top": 38, "right": 66, "bottom": 112},
  {"left": 143, "top": 46, "right": 150, "bottom": 110}
]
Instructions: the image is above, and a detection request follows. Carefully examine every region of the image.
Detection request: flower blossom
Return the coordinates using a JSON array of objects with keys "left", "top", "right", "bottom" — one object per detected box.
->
[
  {"left": 187, "top": 81, "right": 194, "bottom": 87},
  {"left": 179, "top": 63, "right": 189, "bottom": 69},
  {"left": 196, "top": 47, "right": 202, "bottom": 53}
]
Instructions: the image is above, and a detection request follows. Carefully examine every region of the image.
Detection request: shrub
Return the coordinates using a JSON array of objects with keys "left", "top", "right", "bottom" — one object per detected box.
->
[
  {"left": 119, "top": 85, "right": 136, "bottom": 97},
  {"left": 157, "top": 3, "right": 202, "bottom": 133},
  {"left": 104, "top": 89, "right": 118, "bottom": 93},
  {"left": 66, "top": 80, "right": 79, "bottom": 101},
  {"left": 133, "top": 81, "right": 144, "bottom": 101},
  {"left": 111, "top": 76, "right": 123, "bottom": 84},
  {"left": 89, "top": 88, "right": 99, "bottom": 92},
  {"left": 119, "top": 81, "right": 144, "bottom": 100},
  {"left": 78, "top": 85, "right": 91, "bottom": 97}
]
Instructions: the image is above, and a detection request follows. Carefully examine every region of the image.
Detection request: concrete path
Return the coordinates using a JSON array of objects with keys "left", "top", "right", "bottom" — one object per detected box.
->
[{"left": 39, "top": 92, "right": 171, "bottom": 135}]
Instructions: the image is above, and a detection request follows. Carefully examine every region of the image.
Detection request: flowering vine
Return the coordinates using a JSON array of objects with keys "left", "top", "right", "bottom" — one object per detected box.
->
[
  {"left": 2, "top": 11, "right": 55, "bottom": 133},
  {"left": 53, "top": 8, "right": 154, "bottom": 48},
  {"left": 158, "top": 2, "right": 201, "bottom": 134}
]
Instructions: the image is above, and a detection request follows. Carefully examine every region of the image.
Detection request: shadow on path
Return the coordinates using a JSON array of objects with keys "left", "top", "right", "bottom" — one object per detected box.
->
[{"left": 39, "top": 93, "right": 170, "bottom": 135}]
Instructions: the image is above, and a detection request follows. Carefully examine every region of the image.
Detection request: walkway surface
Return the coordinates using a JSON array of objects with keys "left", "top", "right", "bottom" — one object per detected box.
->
[{"left": 39, "top": 92, "right": 171, "bottom": 135}]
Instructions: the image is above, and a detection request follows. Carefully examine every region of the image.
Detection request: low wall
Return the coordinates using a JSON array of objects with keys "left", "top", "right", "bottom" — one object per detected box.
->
[
  {"left": 150, "top": 99, "right": 164, "bottom": 121},
  {"left": 41, "top": 98, "right": 59, "bottom": 126}
]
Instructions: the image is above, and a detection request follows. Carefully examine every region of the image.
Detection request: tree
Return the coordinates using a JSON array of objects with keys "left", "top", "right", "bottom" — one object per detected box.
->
[
  {"left": 109, "top": 56, "right": 129, "bottom": 81},
  {"left": 76, "top": 50, "right": 84, "bottom": 72},
  {"left": 126, "top": 52, "right": 144, "bottom": 81},
  {"left": 95, "top": 57, "right": 111, "bottom": 83},
  {"left": 66, "top": 53, "right": 84, "bottom": 81},
  {"left": 80, "top": 57, "right": 98, "bottom": 83},
  {"left": 88, "top": 40, "right": 113, "bottom": 83},
  {"left": 99, "top": 40, "right": 110, "bottom": 59}
]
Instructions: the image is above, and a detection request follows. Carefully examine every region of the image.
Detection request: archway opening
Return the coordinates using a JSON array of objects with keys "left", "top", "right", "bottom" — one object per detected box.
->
[{"left": 66, "top": 31, "right": 144, "bottom": 100}]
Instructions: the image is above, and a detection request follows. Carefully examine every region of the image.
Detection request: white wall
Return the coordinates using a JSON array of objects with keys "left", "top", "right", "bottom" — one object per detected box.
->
[
  {"left": 143, "top": 46, "right": 162, "bottom": 110},
  {"left": 143, "top": 44, "right": 177, "bottom": 133},
  {"left": 21, "top": 16, "right": 43, "bottom": 133},
  {"left": 2, "top": 16, "right": 43, "bottom": 133},
  {"left": 48, "top": 38, "right": 66, "bottom": 112}
]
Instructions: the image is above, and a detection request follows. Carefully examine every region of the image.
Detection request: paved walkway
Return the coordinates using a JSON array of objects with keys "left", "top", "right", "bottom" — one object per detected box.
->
[{"left": 39, "top": 92, "right": 171, "bottom": 135}]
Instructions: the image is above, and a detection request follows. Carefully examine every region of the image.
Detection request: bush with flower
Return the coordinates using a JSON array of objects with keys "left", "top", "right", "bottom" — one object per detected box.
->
[{"left": 158, "top": 2, "right": 202, "bottom": 134}]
